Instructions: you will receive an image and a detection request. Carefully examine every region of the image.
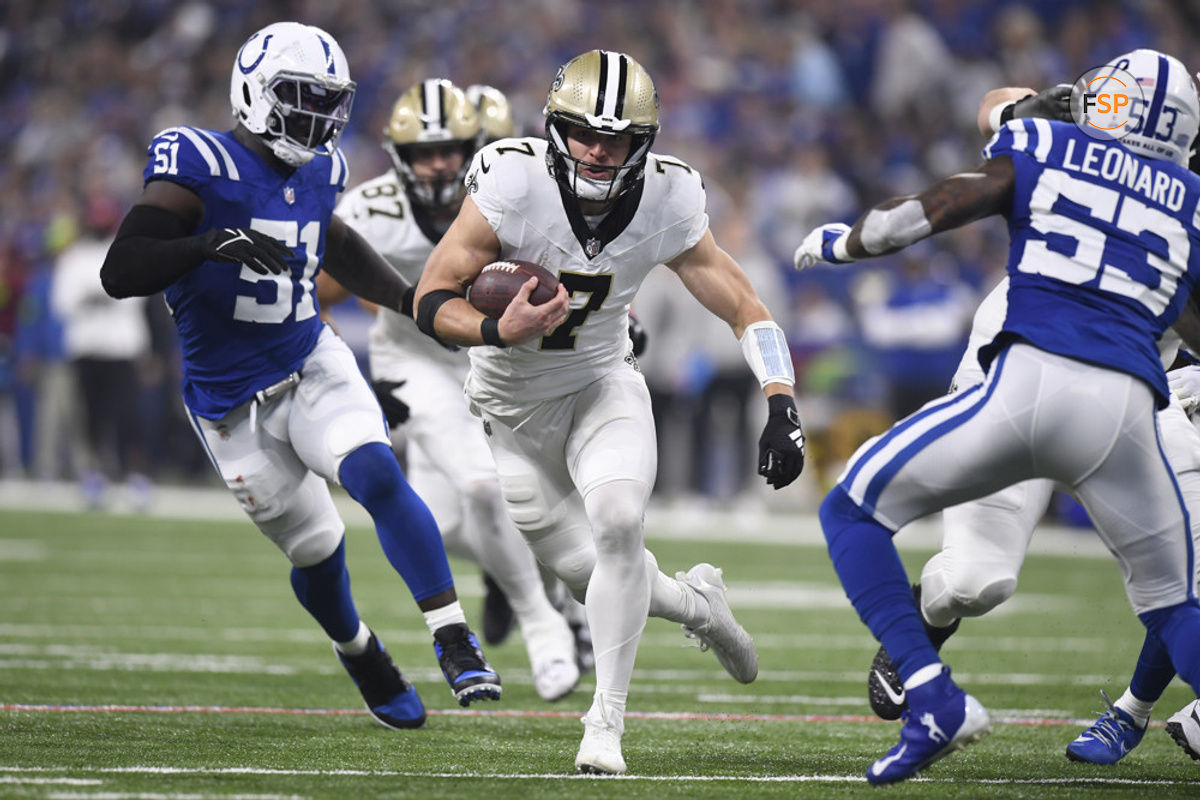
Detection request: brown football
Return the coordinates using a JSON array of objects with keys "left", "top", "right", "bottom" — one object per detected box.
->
[{"left": 468, "top": 260, "right": 561, "bottom": 319}]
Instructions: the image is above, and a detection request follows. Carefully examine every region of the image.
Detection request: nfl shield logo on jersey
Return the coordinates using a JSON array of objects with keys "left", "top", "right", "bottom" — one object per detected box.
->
[{"left": 284, "top": 186, "right": 295, "bottom": 205}]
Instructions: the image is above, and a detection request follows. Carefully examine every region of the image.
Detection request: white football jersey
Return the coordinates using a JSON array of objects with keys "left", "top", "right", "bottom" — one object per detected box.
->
[
  {"left": 464, "top": 136, "right": 709, "bottom": 408},
  {"left": 334, "top": 171, "right": 463, "bottom": 370},
  {"left": 952, "top": 275, "right": 1181, "bottom": 391}
]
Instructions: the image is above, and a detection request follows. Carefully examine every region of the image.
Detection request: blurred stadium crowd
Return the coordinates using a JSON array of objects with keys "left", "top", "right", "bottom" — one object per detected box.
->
[{"left": 2, "top": 0, "right": 1197, "bottom": 510}]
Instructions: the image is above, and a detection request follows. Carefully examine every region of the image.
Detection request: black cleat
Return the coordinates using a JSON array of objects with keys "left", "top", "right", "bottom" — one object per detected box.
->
[
  {"left": 866, "top": 584, "right": 960, "bottom": 720},
  {"left": 433, "top": 623, "right": 502, "bottom": 706},
  {"left": 481, "top": 573, "right": 516, "bottom": 646},
  {"left": 335, "top": 631, "right": 426, "bottom": 729},
  {"left": 571, "top": 616, "right": 595, "bottom": 674}
]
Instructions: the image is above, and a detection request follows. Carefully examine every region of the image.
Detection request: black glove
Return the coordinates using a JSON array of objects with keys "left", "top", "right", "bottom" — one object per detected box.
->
[
  {"left": 199, "top": 227, "right": 293, "bottom": 275},
  {"left": 1009, "top": 84, "right": 1073, "bottom": 125},
  {"left": 371, "top": 379, "right": 410, "bottom": 428},
  {"left": 757, "top": 394, "right": 805, "bottom": 490},
  {"left": 628, "top": 312, "right": 648, "bottom": 357}
]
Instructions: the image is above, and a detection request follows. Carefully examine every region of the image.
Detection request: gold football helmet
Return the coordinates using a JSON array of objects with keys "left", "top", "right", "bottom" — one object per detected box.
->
[
  {"left": 383, "top": 79, "right": 481, "bottom": 209},
  {"left": 465, "top": 84, "right": 516, "bottom": 143},
  {"left": 543, "top": 50, "right": 659, "bottom": 203}
]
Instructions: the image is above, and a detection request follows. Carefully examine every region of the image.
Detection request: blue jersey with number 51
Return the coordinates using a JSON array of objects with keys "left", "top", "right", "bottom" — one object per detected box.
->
[
  {"left": 980, "top": 117, "right": 1200, "bottom": 406},
  {"left": 142, "top": 126, "right": 349, "bottom": 419}
]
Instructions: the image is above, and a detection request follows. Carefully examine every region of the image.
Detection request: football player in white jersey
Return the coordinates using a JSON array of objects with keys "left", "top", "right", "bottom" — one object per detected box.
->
[
  {"left": 316, "top": 79, "right": 580, "bottom": 702},
  {"left": 464, "top": 82, "right": 598, "bottom": 668},
  {"left": 99, "top": 22, "right": 501, "bottom": 729},
  {"left": 856, "top": 82, "right": 1200, "bottom": 766},
  {"left": 794, "top": 48, "right": 1200, "bottom": 783},
  {"left": 414, "top": 49, "right": 805, "bottom": 774}
]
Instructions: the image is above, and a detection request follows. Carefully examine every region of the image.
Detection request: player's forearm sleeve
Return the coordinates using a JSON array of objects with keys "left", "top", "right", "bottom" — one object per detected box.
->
[
  {"left": 322, "top": 224, "right": 408, "bottom": 313},
  {"left": 100, "top": 205, "right": 207, "bottom": 298},
  {"left": 859, "top": 200, "right": 933, "bottom": 255}
]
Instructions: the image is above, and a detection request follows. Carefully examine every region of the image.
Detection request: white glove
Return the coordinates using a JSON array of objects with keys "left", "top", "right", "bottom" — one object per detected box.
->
[
  {"left": 794, "top": 223, "right": 852, "bottom": 270},
  {"left": 1168, "top": 365, "right": 1200, "bottom": 416}
]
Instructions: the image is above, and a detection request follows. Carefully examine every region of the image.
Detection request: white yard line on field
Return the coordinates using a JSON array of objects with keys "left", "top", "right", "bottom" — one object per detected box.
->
[
  {"left": 0, "top": 623, "right": 1123, "bottom": 654},
  {"left": 0, "top": 777, "right": 102, "bottom": 785},
  {"left": 0, "top": 642, "right": 1134, "bottom": 687},
  {"left": 0, "top": 702, "right": 1157, "bottom": 730},
  {"left": 0, "top": 479, "right": 1112, "bottom": 557},
  {"left": 49, "top": 797, "right": 299, "bottom": 800},
  {"left": 0, "top": 765, "right": 1195, "bottom": 788}
]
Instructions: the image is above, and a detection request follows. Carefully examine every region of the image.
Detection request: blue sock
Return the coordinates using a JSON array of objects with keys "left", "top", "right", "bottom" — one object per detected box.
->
[
  {"left": 339, "top": 442, "right": 454, "bottom": 603},
  {"left": 1129, "top": 630, "right": 1177, "bottom": 703},
  {"left": 290, "top": 538, "right": 360, "bottom": 642},
  {"left": 820, "top": 485, "right": 939, "bottom": 682},
  {"left": 1139, "top": 599, "right": 1200, "bottom": 695}
]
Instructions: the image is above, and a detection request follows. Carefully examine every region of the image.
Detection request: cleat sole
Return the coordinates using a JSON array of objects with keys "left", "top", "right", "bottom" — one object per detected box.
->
[
  {"left": 1167, "top": 722, "right": 1200, "bottom": 760},
  {"left": 455, "top": 683, "right": 502, "bottom": 706},
  {"left": 912, "top": 723, "right": 992, "bottom": 777}
]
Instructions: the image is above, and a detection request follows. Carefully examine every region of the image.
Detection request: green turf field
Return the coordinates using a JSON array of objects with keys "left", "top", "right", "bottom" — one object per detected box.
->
[{"left": 2, "top": 503, "right": 1198, "bottom": 798}]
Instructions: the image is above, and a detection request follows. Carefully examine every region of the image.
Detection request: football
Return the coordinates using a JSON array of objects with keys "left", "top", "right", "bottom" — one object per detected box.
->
[{"left": 468, "top": 260, "right": 561, "bottom": 319}]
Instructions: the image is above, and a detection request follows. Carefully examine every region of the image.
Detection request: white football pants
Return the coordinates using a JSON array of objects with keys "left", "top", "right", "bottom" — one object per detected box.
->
[{"left": 841, "top": 343, "right": 1195, "bottom": 617}]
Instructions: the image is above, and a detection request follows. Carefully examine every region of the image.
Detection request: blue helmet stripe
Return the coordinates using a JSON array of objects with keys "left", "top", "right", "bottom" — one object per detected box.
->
[
  {"left": 1140, "top": 54, "right": 1170, "bottom": 142},
  {"left": 318, "top": 34, "right": 335, "bottom": 75}
]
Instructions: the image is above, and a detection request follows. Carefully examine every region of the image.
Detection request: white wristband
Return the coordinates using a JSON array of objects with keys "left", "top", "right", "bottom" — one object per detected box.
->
[
  {"left": 987, "top": 100, "right": 1015, "bottom": 134},
  {"left": 832, "top": 233, "right": 852, "bottom": 262},
  {"left": 740, "top": 321, "right": 795, "bottom": 388}
]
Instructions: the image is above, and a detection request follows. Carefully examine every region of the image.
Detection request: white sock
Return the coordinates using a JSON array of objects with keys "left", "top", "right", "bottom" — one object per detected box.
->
[
  {"left": 588, "top": 689, "right": 628, "bottom": 732},
  {"left": 1114, "top": 688, "right": 1154, "bottom": 728},
  {"left": 903, "top": 662, "right": 945, "bottom": 691},
  {"left": 424, "top": 600, "right": 468, "bottom": 636},
  {"left": 587, "top": 559, "right": 649, "bottom": 708},
  {"left": 645, "top": 552, "right": 710, "bottom": 627},
  {"left": 333, "top": 620, "right": 371, "bottom": 656}
]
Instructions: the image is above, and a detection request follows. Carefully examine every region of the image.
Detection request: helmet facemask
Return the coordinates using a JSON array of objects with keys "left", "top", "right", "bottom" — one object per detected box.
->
[
  {"left": 264, "top": 72, "right": 355, "bottom": 166},
  {"left": 386, "top": 140, "right": 476, "bottom": 210},
  {"left": 542, "top": 50, "right": 660, "bottom": 206},
  {"left": 545, "top": 115, "right": 655, "bottom": 204}
]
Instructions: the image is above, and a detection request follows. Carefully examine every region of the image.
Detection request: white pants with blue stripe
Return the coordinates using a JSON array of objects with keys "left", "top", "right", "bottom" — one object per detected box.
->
[
  {"left": 839, "top": 342, "right": 1194, "bottom": 615},
  {"left": 188, "top": 327, "right": 390, "bottom": 568}
]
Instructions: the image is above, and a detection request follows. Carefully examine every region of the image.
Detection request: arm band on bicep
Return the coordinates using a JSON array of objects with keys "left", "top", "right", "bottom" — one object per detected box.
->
[
  {"left": 740, "top": 321, "right": 795, "bottom": 388},
  {"left": 859, "top": 200, "right": 933, "bottom": 255},
  {"left": 415, "top": 289, "right": 464, "bottom": 344}
]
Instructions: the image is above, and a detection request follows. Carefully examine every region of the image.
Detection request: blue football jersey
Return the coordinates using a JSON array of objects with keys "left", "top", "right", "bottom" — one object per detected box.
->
[
  {"left": 980, "top": 117, "right": 1200, "bottom": 406},
  {"left": 142, "top": 126, "right": 350, "bottom": 418}
]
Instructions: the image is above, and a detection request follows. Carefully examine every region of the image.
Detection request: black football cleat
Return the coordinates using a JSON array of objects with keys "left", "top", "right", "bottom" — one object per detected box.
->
[
  {"left": 433, "top": 623, "right": 501, "bottom": 706},
  {"left": 867, "top": 584, "right": 960, "bottom": 720},
  {"left": 480, "top": 573, "right": 516, "bottom": 646},
  {"left": 335, "top": 631, "right": 426, "bottom": 729}
]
